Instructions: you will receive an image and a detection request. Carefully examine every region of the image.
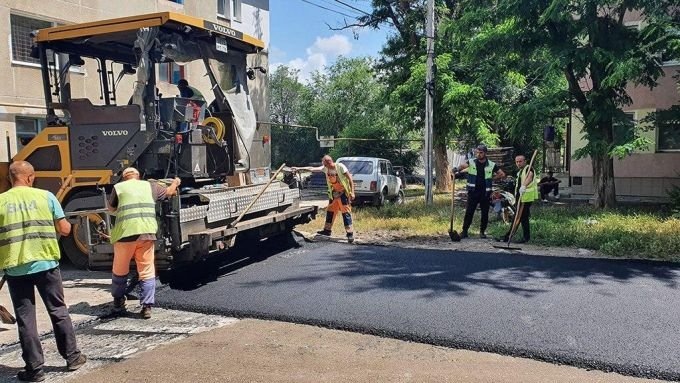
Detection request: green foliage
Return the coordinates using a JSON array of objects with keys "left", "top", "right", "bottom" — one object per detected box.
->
[
  {"left": 488, "top": 206, "right": 680, "bottom": 260},
  {"left": 300, "top": 197, "right": 680, "bottom": 261},
  {"left": 461, "top": 0, "right": 679, "bottom": 207},
  {"left": 269, "top": 66, "right": 321, "bottom": 167},
  {"left": 269, "top": 58, "right": 422, "bottom": 171},
  {"left": 668, "top": 180, "right": 680, "bottom": 218}
]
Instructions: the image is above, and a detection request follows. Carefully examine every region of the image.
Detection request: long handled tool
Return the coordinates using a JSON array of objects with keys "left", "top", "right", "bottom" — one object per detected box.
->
[
  {"left": 493, "top": 150, "right": 538, "bottom": 251},
  {"left": 448, "top": 180, "right": 461, "bottom": 242},
  {"left": 230, "top": 163, "right": 286, "bottom": 228},
  {"left": 0, "top": 275, "right": 17, "bottom": 325},
  {"left": 507, "top": 149, "right": 538, "bottom": 243}
]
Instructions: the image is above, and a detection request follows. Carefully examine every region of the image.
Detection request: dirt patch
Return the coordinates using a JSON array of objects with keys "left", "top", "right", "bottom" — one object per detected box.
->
[{"left": 68, "top": 318, "right": 661, "bottom": 383}]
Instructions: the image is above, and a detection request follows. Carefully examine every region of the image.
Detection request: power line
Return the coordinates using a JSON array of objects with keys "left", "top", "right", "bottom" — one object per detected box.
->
[
  {"left": 316, "top": 0, "right": 364, "bottom": 16},
  {"left": 333, "top": 0, "right": 372, "bottom": 16},
  {"left": 299, "top": 0, "right": 357, "bottom": 18}
]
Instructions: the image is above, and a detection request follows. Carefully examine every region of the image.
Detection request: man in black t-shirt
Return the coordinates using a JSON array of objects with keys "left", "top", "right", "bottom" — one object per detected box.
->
[
  {"left": 538, "top": 171, "right": 561, "bottom": 201},
  {"left": 452, "top": 144, "right": 505, "bottom": 239}
]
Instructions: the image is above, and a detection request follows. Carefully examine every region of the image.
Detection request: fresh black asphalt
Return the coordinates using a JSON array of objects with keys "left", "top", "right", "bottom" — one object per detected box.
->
[{"left": 156, "top": 237, "right": 680, "bottom": 381}]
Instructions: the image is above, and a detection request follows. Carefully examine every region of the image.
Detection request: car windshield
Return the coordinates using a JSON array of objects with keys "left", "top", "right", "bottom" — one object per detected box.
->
[{"left": 340, "top": 160, "right": 373, "bottom": 175}]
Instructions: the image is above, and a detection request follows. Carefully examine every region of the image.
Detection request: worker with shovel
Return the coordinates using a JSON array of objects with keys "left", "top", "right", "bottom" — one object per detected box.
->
[
  {"left": 452, "top": 144, "right": 505, "bottom": 239},
  {"left": 497, "top": 154, "right": 538, "bottom": 243},
  {"left": 293, "top": 155, "right": 355, "bottom": 243},
  {"left": 0, "top": 161, "right": 87, "bottom": 382}
]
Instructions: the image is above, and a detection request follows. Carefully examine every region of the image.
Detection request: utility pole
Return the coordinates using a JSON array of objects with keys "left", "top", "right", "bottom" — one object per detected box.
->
[{"left": 424, "top": 0, "right": 435, "bottom": 205}]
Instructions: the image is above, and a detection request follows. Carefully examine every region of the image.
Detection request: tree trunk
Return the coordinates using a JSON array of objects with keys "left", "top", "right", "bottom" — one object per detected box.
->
[
  {"left": 434, "top": 141, "right": 451, "bottom": 192},
  {"left": 591, "top": 150, "right": 617, "bottom": 208}
]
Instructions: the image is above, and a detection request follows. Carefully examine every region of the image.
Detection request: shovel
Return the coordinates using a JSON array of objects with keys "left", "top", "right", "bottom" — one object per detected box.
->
[
  {"left": 448, "top": 181, "right": 461, "bottom": 242},
  {"left": 492, "top": 149, "right": 538, "bottom": 251},
  {"left": 0, "top": 275, "right": 17, "bottom": 325},
  {"left": 292, "top": 229, "right": 317, "bottom": 243}
]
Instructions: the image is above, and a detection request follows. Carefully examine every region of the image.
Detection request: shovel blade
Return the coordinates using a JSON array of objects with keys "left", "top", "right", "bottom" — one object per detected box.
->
[
  {"left": 492, "top": 245, "right": 523, "bottom": 251},
  {"left": 448, "top": 230, "right": 461, "bottom": 242},
  {"left": 0, "top": 305, "right": 16, "bottom": 325}
]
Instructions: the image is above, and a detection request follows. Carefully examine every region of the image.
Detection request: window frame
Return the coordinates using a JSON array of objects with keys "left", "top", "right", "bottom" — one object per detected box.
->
[
  {"left": 9, "top": 13, "right": 85, "bottom": 74},
  {"left": 158, "top": 62, "right": 186, "bottom": 85},
  {"left": 656, "top": 108, "right": 680, "bottom": 152},
  {"left": 10, "top": 13, "right": 54, "bottom": 67},
  {"left": 15, "top": 116, "right": 47, "bottom": 151},
  {"left": 217, "top": 0, "right": 242, "bottom": 22}
]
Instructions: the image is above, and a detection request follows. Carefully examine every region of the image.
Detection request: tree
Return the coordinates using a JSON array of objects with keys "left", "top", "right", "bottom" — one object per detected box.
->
[
  {"left": 465, "top": 1, "right": 679, "bottom": 207},
  {"left": 269, "top": 66, "right": 318, "bottom": 167},
  {"left": 302, "top": 57, "right": 418, "bottom": 167}
]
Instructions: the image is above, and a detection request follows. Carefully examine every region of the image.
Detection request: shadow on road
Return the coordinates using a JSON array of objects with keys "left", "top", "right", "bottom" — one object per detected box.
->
[
  {"left": 237, "top": 243, "right": 680, "bottom": 298},
  {"left": 330, "top": 246, "right": 680, "bottom": 298},
  {"left": 161, "top": 232, "right": 302, "bottom": 291}
]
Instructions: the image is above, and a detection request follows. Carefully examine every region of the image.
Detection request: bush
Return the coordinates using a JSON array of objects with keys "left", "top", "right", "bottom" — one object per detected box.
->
[{"left": 668, "top": 183, "right": 680, "bottom": 218}]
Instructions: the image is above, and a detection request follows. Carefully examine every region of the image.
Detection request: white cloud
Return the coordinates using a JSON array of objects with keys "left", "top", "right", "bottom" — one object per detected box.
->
[
  {"left": 269, "top": 45, "right": 287, "bottom": 63},
  {"left": 307, "top": 35, "right": 352, "bottom": 56},
  {"left": 271, "top": 34, "right": 352, "bottom": 82}
]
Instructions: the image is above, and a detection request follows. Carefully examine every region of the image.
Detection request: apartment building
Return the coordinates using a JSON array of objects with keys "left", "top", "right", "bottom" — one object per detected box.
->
[
  {"left": 0, "top": 0, "right": 270, "bottom": 163},
  {"left": 568, "top": 12, "right": 680, "bottom": 202}
]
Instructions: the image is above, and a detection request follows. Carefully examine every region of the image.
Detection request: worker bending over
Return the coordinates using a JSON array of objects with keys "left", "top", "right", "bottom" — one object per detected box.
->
[{"left": 108, "top": 168, "right": 180, "bottom": 319}]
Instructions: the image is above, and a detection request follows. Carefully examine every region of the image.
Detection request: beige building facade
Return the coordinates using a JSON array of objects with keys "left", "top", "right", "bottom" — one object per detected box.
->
[
  {"left": 569, "top": 12, "right": 680, "bottom": 202},
  {"left": 0, "top": 0, "right": 270, "bottom": 164}
]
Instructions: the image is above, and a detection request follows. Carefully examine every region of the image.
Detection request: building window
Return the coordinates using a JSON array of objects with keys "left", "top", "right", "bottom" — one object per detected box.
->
[
  {"left": 10, "top": 14, "right": 54, "bottom": 65},
  {"left": 661, "top": 29, "right": 679, "bottom": 66},
  {"left": 613, "top": 112, "right": 636, "bottom": 146},
  {"left": 158, "top": 62, "right": 185, "bottom": 85},
  {"left": 218, "top": 0, "right": 242, "bottom": 21},
  {"left": 657, "top": 106, "right": 680, "bottom": 151},
  {"left": 16, "top": 116, "right": 46, "bottom": 151}
]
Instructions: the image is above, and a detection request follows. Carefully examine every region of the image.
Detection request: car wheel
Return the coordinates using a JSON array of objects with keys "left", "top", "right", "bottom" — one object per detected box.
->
[
  {"left": 391, "top": 189, "right": 405, "bottom": 205},
  {"left": 373, "top": 190, "right": 386, "bottom": 207}
]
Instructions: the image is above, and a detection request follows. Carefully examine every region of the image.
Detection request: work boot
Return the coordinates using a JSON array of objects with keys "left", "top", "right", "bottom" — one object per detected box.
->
[
  {"left": 479, "top": 232, "right": 487, "bottom": 239},
  {"left": 346, "top": 232, "right": 355, "bottom": 243},
  {"left": 67, "top": 354, "right": 87, "bottom": 371},
  {"left": 141, "top": 305, "right": 152, "bottom": 319},
  {"left": 316, "top": 229, "right": 332, "bottom": 236},
  {"left": 113, "top": 296, "right": 126, "bottom": 312},
  {"left": 17, "top": 369, "right": 45, "bottom": 382},
  {"left": 460, "top": 231, "right": 469, "bottom": 239}
]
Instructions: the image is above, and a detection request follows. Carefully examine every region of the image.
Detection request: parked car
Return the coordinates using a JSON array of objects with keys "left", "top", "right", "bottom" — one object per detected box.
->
[{"left": 336, "top": 157, "right": 405, "bottom": 206}]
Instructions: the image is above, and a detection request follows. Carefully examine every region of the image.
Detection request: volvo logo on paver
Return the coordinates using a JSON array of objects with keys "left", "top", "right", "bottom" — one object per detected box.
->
[
  {"left": 102, "top": 130, "right": 129, "bottom": 136},
  {"left": 203, "top": 21, "right": 243, "bottom": 40}
]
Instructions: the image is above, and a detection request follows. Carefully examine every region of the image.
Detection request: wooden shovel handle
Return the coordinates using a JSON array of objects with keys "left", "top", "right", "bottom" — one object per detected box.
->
[{"left": 508, "top": 149, "right": 538, "bottom": 244}]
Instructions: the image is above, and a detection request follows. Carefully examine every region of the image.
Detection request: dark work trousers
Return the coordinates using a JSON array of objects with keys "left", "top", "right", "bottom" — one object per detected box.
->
[
  {"left": 540, "top": 184, "right": 559, "bottom": 199},
  {"left": 506, "top": 202, "right": 532, "bottom": 241},
  {"left": 6, "top": 267, "right": 81, "bottom": 371},
  {"left": 462, "top": 192, "right": 491, "bottom": 234}
]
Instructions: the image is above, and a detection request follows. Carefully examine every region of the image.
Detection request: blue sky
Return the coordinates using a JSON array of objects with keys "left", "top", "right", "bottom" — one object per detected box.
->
[{"left": 269, "top": 0, "right": 391, "bottom": 80}]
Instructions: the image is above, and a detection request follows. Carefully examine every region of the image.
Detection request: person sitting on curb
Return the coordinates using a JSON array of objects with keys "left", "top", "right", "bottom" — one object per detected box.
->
[{"left": 538, "top": 171, "right": 561, "bottom": 202}]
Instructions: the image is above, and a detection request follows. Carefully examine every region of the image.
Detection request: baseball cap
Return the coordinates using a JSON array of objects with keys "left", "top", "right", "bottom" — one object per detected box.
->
[{"left": 476, "top": 144, "right": 488, "bottom": 153}]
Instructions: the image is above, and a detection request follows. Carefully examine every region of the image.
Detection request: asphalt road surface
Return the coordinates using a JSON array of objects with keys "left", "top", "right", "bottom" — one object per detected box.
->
[{"left": 156, "top": 237, "right": 680, "bottom": 381}]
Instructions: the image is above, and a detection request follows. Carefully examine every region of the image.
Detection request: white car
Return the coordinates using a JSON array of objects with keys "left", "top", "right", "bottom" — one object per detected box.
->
[{"left": 337, "top": 157, "right": 405, "bottom": 206}]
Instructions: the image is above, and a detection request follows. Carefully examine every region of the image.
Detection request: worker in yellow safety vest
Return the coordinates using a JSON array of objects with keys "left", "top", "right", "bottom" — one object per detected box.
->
[
  {"left": 108, "top": 167, "right": 181, "bottom": 319},
  {"left": 452, "top": 144, "right": 506, "bottom": 239},
  {"left": 0, "top": 161, "right": 86, "bottom": 382},
  {"left": 497, "top": 154, "right": 538, "bottom": 243},
  {"left": 293, "top": 155, "right": 356, "bottom": 243}
]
